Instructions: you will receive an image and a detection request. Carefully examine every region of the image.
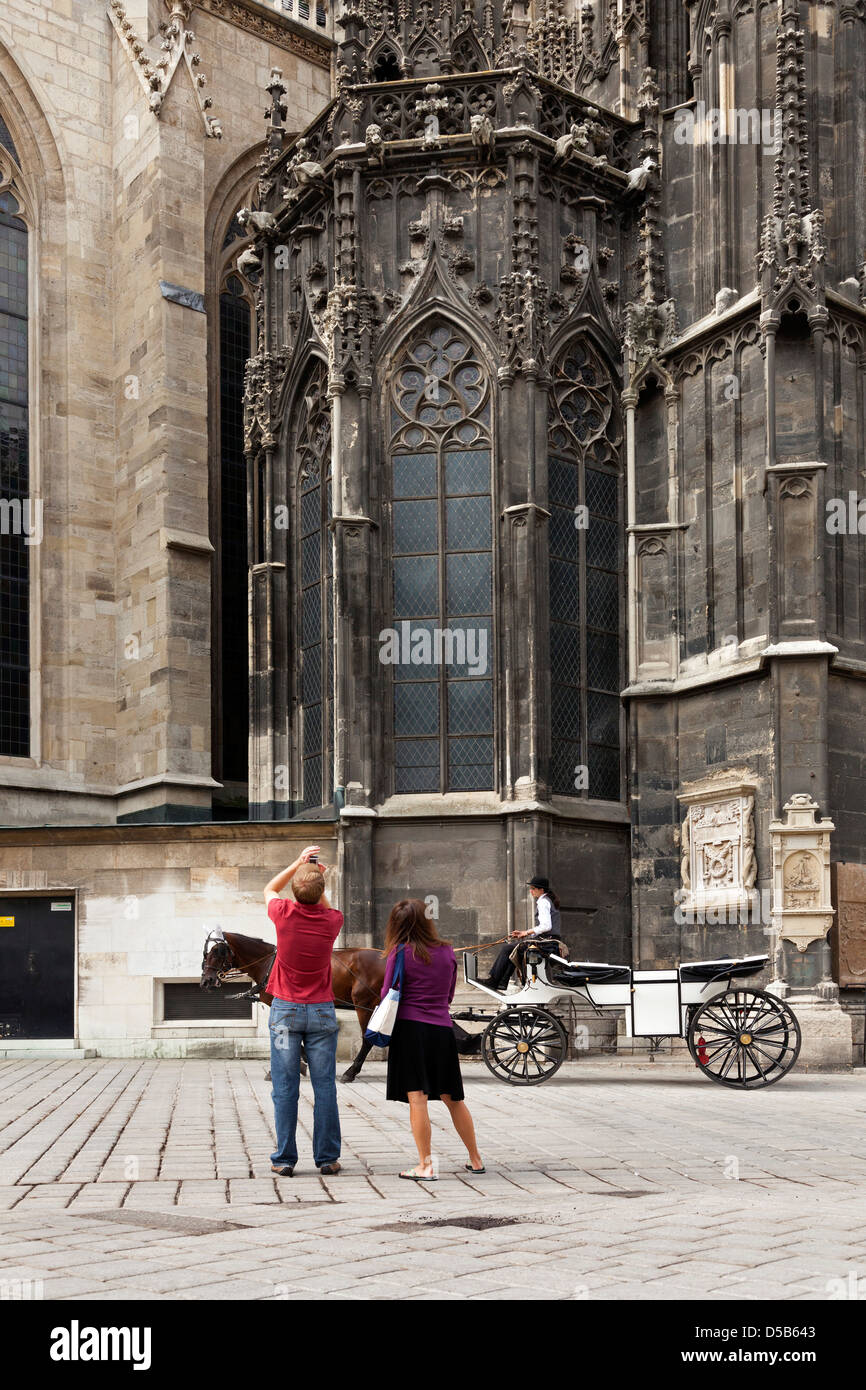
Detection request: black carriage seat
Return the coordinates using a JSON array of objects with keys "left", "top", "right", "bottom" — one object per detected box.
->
[
  {"left": 678, "top": 955, "right": 767, "bottom": 984},
  {"left": 547, "top": 958, "right": 632, "bottom": 987}
]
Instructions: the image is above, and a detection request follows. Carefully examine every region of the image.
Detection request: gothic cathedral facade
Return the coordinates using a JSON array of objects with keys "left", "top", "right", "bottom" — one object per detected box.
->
[{"left": 0, "top": 0, "right": 864, "bottom": 1058}]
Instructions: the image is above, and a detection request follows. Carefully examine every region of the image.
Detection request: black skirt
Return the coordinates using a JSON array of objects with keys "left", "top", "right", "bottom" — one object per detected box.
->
[{"left": 386, "top": 1019, "right": 465, "bottom": 1103}]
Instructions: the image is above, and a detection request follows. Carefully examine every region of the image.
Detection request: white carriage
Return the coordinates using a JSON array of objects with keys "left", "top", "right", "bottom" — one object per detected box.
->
[{"left": 455, "top": 941, "right": 801, "bottom": 1089}]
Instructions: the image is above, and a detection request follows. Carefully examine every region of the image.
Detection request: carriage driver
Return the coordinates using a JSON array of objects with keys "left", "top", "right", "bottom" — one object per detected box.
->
[{"left": 480, "top": 876, "right": 563, "bottom": 992}]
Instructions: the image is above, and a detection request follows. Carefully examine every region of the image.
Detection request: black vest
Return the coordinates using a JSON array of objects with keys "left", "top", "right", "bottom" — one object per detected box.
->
[{"left": 535, "top": 893, "right": 561, "bottom": 936}]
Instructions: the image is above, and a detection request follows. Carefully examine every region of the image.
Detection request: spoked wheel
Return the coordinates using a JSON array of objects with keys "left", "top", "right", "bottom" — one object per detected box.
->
[
  {"left": 481, "top": 1006, "right": 568, "bottom": 1085},
  {"left": 688, "top": 989, "right": 801, "bottom": 1089}
]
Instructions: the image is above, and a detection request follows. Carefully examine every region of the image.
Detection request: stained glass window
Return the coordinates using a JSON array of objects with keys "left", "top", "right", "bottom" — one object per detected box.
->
[
  {"left": 217, "top": 274, "right": 250, "bottom": 790},
  {"left": 296, "top": 361, "right": 333, "bottom": 810},
  {"left": 389, "top": 322, "right": 494, "bottom": 793},
  {"left": 0, "top": 190, "right": 29, "bottom": 758},
  {"left": 548, "top": 341, "right": 622, "bottom": 801}
]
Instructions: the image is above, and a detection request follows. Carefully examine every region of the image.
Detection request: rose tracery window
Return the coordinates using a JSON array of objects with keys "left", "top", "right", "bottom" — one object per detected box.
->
[
  {"left": 388, "top": 322, "right": 494, "bottom": 794},
  {"left": 548, "top": 340, "right": 622, "bottom": 801},
  {"left": 296, "top": 361, "right": 334, "bottom": 810}
]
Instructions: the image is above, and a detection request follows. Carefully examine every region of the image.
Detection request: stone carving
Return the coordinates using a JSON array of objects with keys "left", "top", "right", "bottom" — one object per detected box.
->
[
  {"left": 553, "top": 122, "right": 588, "bottom": 163},
  {"left": 757, "top": 0, "right": 827, "bottom": 312},
  {"left": 236, "top": 207, "right": 275, "bottom": 236},
  {"left": 679, "top": 788, "right": 757, "bottom": 913},
  {"left": 625, "top": 298, "right": 678, "bottom": 369},
  {"left": 199, "top": 0, "right": 331, "bottom": 69},
  {"left": 743, "top": 804, "right": 757, "bottom": 890},
  {"left": 625, "top": 156, "right": 657, "bottom": 192},
  {"left": 779, "top": 475, "right": 812, "bottom": 500},
  {"left": 281, "top": 152, "right": 327, "bottom": 205},
  {"left": 243, "top": 347, "right": 291, "bottom": 453},
  {"left": 784, "top": 851, "right": 821, "bottom": 908},
  {"left": 840, "top": 904, "right": 866, "bottom": 977},
  {"left": 107, "top": 0, "right": 223, "bottom": 137},
  {"left": 770, "top": 793, "right": 835, "bottom": 951},
  {"left": 365, "top": 123, "right": 385, "bottom": 166},
  {"left": 680, "top": 816, "right": 691, "bottom": 891},
  {"left": 527, "top": 0, "right": 619, "bottom": 91},
  {"left": 702, "top": 840, "right": 735, "bottom": 888},
  {"left": 833, "top": 864, "right": 866, "bottom": 985},
  {"left": 469, "top": 112, "right": 495, "bottom": 157},
  {"left": 236, "top": 244, "right": 262, "bottom": 276}
]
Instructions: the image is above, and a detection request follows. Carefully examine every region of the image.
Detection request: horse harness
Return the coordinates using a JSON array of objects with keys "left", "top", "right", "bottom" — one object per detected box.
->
[
  {"left": 202, "top": 931, "right": 276, "bottom": 1002},
  {"left": 202, "top": 931, "right": 371, "bottom": 1012}
]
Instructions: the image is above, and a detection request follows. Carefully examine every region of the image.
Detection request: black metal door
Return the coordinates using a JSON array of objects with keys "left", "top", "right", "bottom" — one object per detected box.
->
[{"left": 0, "top": 896, "right": 75, "bottom": 1038}]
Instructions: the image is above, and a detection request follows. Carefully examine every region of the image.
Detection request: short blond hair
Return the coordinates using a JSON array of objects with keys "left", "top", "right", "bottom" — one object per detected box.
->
[{"left": 293, "top": 865, "right": 325, "bottom": 904}]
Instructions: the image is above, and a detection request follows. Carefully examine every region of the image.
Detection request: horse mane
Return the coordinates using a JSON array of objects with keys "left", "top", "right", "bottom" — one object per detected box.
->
[{"left": 222, "top": 930, "right": 274, "bottom": 952}]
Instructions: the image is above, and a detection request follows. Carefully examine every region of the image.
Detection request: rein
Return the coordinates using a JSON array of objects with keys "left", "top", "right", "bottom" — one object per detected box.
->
[{"left": 217, "top": 948, "right": 275, "bottom": 982}]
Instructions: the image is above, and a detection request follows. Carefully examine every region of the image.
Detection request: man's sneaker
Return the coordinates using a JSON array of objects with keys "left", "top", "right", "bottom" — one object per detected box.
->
[
  {"left": 319, "top": 1161, "right": 341, "bottom": 1175},
  {"left": 271, "top": 1164, "right": 294, "bottom": 1177}
]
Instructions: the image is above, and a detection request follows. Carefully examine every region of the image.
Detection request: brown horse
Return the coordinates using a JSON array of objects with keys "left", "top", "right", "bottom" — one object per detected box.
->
[{"left": 200, "top": 929, "right": 479, "bottom": 1083}]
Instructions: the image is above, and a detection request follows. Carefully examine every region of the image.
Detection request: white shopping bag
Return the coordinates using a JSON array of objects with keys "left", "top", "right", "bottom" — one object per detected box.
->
[{"left": 365, "top": 945, "right": 405, "bottom": 1046}]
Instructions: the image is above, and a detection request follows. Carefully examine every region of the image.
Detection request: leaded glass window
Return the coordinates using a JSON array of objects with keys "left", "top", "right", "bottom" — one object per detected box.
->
[
  {"left": 388, "top": 322, "right": 494, "bottom": 793},
  {"left": 548, "top": 341, "right": 622, "bottom": 801},
  {"left": 0, "top": 188, "right": 29, "bottom": 758},
  {"left": 296, "top": 361, "right": 334, "bottom": 810}
]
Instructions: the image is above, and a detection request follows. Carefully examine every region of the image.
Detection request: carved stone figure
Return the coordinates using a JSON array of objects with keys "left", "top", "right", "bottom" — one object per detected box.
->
[
  {"left": 625, "top": 156, "right": 657, "bottom": 192},
  {"left": 236, "top": 207, "right": 275, "bottom": 235},
  {"left": 365, "top": 123, "right": 385, "bottom": 166},
  {"left": 469, "top": 112, "right": 495, "bottom": 157}
]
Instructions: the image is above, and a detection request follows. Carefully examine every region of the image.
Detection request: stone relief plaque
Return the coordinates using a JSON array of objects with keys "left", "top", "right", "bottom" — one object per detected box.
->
[
  {"left": 783, "top": 851, "right": 821, "bottom": 909},
  {"left": 678, "top": 786, "right": 756, "bottom": 912},
  {"left": 831, "top": 863, "right": 866, "bottom": 987},
  {"left": 770, "top": 794, "right": 835, "bottom": 951}
]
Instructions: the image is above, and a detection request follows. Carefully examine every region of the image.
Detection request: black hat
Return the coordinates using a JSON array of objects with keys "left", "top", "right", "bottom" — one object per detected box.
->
[{"left": 527, "top": 875, "right": 550, "bottom": 891}]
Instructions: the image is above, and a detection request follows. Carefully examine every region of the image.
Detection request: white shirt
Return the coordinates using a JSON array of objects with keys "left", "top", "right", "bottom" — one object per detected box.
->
[{"left": 532, "top": 895, "right": 553, "bottom": 935}]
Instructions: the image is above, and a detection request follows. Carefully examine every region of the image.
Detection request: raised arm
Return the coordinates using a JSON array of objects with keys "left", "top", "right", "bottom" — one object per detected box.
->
[{"left": 263, "top": 845, "right": 321, "bottom": 905}]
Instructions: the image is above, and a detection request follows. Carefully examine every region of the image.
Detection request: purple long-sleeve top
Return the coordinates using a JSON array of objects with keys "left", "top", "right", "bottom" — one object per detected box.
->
[{"left": 380, "top": 942, "right": 458, "bottom": 1028}]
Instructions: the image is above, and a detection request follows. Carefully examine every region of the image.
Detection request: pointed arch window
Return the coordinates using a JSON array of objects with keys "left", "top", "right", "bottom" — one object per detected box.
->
[
  {"left": 214, "top": 269, "right": 252, "bottom": 807},
  {"left": 388, "top": 321, "right": 494, "bottom": 793},
  {"left": 547, "top": 341, "right": 623, "bottom": 801},
  {"left": 295, "top": 361, "right": 334, "bottom": 810},
  {"left": 0, "top": 169, "right": 30, "bottom": 759}
]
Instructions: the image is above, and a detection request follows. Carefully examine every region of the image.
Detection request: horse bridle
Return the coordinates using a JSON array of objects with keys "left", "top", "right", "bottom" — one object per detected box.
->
[{"left": 201, "top": 931, "right": 276, "bottom": 987}]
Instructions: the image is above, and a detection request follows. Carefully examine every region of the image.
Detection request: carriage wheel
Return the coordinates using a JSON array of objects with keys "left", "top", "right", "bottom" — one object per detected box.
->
[
  {"left": 688, "top": 989, "right": 801, "bottom": 1089},
  {"left": 481, "top": 1007, "right": 568, "bottom": 1086}
]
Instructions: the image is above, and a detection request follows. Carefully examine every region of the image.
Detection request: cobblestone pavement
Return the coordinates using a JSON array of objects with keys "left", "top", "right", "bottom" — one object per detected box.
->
[{"left": 1, "top": 1057, "right": 866, "bottom": 1301}]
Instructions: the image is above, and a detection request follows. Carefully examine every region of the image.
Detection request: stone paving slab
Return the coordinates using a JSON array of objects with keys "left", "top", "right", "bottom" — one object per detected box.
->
[{"left": 1, "top": 1058, "right": 866, "bottom": 1299}]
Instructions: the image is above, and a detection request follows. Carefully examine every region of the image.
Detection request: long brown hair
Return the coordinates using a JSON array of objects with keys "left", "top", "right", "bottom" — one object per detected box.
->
[{"left": 384, "top": 899, "right": 450, "bottom": 965}]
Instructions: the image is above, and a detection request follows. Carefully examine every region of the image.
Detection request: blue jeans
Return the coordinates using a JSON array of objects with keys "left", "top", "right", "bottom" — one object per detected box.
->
[{"left": 269, "top": 999, "right": 341, "bottom": 1169}]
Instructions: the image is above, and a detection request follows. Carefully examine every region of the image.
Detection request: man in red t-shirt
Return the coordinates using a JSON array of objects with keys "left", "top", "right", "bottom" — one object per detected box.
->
[{"left": 263, "top": 845, "right": 344, "bottom": 1177}]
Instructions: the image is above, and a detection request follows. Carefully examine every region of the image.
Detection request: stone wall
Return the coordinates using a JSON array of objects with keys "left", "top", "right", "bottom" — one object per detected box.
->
[
  {"left": 0, "top": 0, "right": 331, "bottom": 825},
  {"left": 0, "top": 823, "right": 338, "bottom": 1053}
]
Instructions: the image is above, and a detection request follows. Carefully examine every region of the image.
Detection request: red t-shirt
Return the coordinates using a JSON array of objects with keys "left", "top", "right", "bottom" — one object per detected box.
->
[{"left": 266, "top": 897, "right": 344, "bottom": 1003}]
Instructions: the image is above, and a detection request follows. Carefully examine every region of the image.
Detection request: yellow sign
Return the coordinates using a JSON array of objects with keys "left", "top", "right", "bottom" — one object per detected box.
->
[{"left": 0, "top": 917, "right": 14, "bottom": 927}]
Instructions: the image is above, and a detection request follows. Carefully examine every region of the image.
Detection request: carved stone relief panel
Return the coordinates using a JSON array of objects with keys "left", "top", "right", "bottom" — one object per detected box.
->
[
  {"left": 678, "top": 784, "right": 757, "bottom": 913},
  {"left": 830, "top": 863, "right": 866, "bottom": 986}
]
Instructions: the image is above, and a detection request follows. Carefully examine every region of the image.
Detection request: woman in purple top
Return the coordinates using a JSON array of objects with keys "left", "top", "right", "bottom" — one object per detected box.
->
[{"left": 380, "top": 899, "right": 484, "bottom": 1181}]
